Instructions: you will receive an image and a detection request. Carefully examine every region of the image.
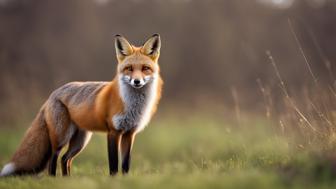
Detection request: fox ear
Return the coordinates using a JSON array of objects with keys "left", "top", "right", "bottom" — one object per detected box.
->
[
  {"left": 141, "top": 34, "right": 161, "bottom": 61},
  {"left": 115, "top": 35, "right": 134, "bottom": 61}
]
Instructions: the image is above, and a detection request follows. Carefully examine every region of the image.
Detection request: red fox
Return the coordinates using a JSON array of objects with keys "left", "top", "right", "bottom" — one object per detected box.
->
[{"left": 0, "top": 34, "right": 163, "bottom": 176}]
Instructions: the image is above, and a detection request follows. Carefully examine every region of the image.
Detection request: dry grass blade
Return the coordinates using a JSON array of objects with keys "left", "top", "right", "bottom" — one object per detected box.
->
[
  {"left": 231, "top": 86, "right": 241, "bottom": 124},
  {"left": 257, "top": 78, "right": 271, "bottom": 118},
  {"left": 288, "top": 18, "right": 318, "bottom": 84},
  {"left": 287, "top": 19, "right": 333, "bottom": 134},
  {"left": 307, "top": 28, "right": 334, "bottom": 82},
  {"left": 329, "top": 86, "right": 336, "bottom": 99},
  {"left": 266, "top": 50, "right": 319, "bottom": 133},
  {"left": 309, "top": 101, "right": 333, "bottom": 128}
]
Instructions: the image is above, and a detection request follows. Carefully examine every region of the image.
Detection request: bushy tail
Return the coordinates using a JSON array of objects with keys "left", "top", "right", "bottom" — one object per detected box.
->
[{"left": 0, "top": 109, "right": 51, "bottom": 176}]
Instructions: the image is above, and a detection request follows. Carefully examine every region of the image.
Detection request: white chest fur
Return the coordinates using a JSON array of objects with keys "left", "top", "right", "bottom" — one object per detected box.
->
[{"left": 112, "top": 77, "right": 157, "bottom": 132}]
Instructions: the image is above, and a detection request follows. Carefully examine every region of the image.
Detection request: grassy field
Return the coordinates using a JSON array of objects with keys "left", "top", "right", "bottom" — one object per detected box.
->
[{"left": 0, "top": 113, "right": 336, "bottom": 189}]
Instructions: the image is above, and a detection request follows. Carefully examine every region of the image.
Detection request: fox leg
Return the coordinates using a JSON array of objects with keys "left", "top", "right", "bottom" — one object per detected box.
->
[
  {"left": 107, "top": 131, "right": 121, "bottom": 175},
  {"left": 49, "top": 148, "right": 62, "bottom": 176},
  {"left": 61, "top": 129, "right": 92, "bottom": 176},
  {"left": 121, "top": 131, "right": 136, "bottom": 174},
  {"left": 46, "top": 100, "right": 74, "bottom": 176}
]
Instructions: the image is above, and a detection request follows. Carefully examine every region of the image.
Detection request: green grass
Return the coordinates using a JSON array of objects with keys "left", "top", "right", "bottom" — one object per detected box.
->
[{"left": 0, "top": 114, "right": 336, "bottom": 189}]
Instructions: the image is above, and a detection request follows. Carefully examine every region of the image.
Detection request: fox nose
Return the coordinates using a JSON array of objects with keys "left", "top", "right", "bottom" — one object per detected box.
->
[{"left": 134, "top": 79, "right": 140, "bottom": 85}]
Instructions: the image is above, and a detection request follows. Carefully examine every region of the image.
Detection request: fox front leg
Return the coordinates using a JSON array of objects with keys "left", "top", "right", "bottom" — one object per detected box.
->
[
  {"left": 121, "top": 131, "right": 136, "bottom": 174},
  {"left": 107, "top": 132, "right": 121, "bottom": 175}
]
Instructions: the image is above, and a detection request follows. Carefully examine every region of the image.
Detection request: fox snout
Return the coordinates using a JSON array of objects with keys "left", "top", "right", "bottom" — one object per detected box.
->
[
  {"left": 132, "top": 78, "right": 142, "bottom": 88},
  {"left": 131, "top": 78, "right": 144, "bottom": 88},
  {"left": 123, "top": 75, "right": 152, "bottom": 89}
]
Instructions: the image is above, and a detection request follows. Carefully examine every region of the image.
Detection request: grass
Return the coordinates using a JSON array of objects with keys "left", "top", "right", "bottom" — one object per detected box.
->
[{"left": 1, "top": 113, "right": 336, "bottom": 189}]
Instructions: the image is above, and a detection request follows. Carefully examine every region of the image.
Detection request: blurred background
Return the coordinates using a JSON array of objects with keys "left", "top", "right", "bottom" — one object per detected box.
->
[
  {"left": 1, "top": 0, "right": 336, "bottom": 186},
  {"left": 0, "top": 0, "right": 335, "bottom": 129}
]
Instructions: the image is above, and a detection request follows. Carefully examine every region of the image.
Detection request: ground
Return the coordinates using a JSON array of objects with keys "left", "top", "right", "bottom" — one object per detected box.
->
[{"left": 0, "top": 113, "right": 335, "bottom": 189}]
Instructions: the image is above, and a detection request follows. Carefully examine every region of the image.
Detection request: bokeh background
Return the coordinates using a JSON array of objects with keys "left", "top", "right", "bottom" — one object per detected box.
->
[
  {"left": 0, "top": 0, "right": 335, "bottom": 126},
  {"left": 1, "top": 0, "right": 336, "bottom": 187}
]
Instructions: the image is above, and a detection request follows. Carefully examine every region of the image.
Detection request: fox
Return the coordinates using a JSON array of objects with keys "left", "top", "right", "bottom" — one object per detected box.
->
[{"left": 0, "top": 34, "right": 163, "bottom": 177}]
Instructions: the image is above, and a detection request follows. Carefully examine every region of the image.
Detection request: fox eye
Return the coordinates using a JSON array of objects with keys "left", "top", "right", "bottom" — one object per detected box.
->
[
  {"left": 142, "top": 66, "right": 151, "bottom": 71},
  {"left": 125, "top": 66, "right": 133, "bottom": 72}
]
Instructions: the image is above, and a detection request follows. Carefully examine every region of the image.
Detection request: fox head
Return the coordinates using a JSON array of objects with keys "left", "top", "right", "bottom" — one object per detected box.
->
[{"left": 115, "top": 34, "right": 161, "bottom": 89}]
